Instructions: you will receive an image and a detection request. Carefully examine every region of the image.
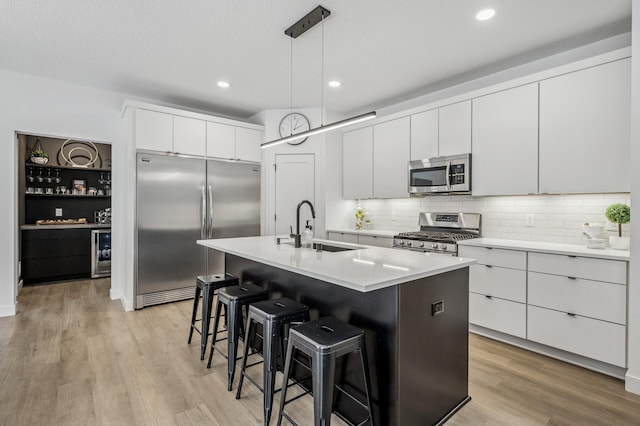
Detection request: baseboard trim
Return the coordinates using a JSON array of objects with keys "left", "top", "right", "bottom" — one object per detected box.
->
[
  {"left": 109, "top": 288, "right": 121, "bottom": 301},
  {"left": 625, "top": 371, "right": 640, "bottom": 395},
  {"left": 0, "top": 303, "right": 17, "bottom": 317}
]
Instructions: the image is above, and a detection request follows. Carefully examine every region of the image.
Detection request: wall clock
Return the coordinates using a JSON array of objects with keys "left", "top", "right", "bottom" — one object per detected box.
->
[{"left": 279, "top": 112, "right": 311, "bottom": 145}]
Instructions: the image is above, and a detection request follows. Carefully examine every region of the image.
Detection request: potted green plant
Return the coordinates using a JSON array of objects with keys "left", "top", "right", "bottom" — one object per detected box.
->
[
  {"left": 605, "top": 203, "right": 630, "bottom": 250},
  {"left": 30, "top": 149, "right": 49, "bottom": 165}
]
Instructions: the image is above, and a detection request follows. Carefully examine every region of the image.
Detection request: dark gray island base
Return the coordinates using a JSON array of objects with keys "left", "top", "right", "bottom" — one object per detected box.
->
[{"left": 226, "top": 254, "right": 470, "bottom": 425}]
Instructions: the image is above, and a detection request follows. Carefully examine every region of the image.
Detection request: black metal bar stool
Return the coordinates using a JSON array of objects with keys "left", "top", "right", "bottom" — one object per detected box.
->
[
  {"left": 235, "top": 298, "right": 310, "bottom": 426},
  {"left": 207, "top": 282, "right": 268, "bottom": 390},
  {"left": 188, "top": 274, "right": 239, "bottom": 360},
  {"left": 277, "top": 317, "right": 374, "bottom": 426}
]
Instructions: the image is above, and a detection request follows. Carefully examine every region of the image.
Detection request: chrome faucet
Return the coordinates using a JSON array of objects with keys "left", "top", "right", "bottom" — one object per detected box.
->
[{"left": 291, "top": 200, "right": 316, "bottom": 248}]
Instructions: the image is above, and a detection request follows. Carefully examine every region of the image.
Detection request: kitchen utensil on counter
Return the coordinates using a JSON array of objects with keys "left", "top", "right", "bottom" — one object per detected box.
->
[{"left": 583, "top": 223, "right": 606, "bottom": 249}]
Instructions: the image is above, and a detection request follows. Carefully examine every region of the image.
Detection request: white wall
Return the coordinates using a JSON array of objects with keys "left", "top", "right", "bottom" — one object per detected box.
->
[
  {"left": 626, "top": 0, "right": 640, "bottom": 395},
  {"left": 0, "top": 69, "right": 126, "bottom": 316},
  {"left": 255, "top": 108, "right": 351, "bottom": 238},
  {"left": 355, "top": 194, "right": 630, "bottom": 246}
]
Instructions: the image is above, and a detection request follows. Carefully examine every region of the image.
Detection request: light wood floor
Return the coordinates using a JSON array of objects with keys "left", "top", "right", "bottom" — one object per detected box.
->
[{"left": 1, "top": 279, "right": 639, "bottom": 425}]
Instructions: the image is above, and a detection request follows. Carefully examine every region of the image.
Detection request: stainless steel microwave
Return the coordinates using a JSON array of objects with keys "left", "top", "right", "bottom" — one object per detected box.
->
[{"left": 408, "top": 153, "right": 471, "bottom": 195}]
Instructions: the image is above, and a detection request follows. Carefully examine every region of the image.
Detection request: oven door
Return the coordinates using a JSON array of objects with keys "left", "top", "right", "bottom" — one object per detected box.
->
[{"left": 408, "top": 154, "right": 471, "bottom": 194}]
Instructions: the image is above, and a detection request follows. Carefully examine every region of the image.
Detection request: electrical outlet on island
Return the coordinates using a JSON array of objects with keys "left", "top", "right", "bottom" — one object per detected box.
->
[{"left": 55, "top": 208, "right": 63, "bottom": 217}]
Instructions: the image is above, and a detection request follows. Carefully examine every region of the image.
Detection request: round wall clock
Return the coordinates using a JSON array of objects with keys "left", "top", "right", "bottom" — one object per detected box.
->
[{"left": 279, "top": 112, "right": 311, "bottom": 145}]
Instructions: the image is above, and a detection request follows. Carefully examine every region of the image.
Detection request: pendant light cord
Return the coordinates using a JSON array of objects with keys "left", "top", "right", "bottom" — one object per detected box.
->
[
  {"left": 321, "top": 12, "right": 325, "bottom": 126},
  {"left": 290, "top": 35, "right": 293, "bottom": 135}
]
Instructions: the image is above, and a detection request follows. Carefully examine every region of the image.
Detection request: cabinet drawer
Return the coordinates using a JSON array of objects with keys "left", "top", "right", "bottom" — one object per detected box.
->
[
  {"left": 528, "top": 272, "right": 626, "bottom": 325},
  {"left": 458, "top": 246, "right": 526, "bottom": 269},
  {"left": 527, "top": 305, "right": 626, "bottom": 367},
  {"left": 358, "top": 235, "right": 393, "bottom": 248},
  {"left": 327, "top": 232, "right": 358, "bottom": 244},
  {"left": 469, "top": 293, "right": 526, "bottom": 338},
  {"left": 469, "top": 264, "right": 526, "bottom": 303},
  {"left": 528, "top": 252, "right": 626, "bottom": 284}
]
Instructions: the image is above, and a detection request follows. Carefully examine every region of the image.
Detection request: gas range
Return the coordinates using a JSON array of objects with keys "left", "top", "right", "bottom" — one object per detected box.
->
[{"left": 393, "top": 212, "right": 481, "bottom": 255}]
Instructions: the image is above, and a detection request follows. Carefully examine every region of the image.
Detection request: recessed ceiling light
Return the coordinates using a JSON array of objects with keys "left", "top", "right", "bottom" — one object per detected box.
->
[
  {"left": 328, "top": 80, "right": 341, "bottom": 88},
  {"left": 476, "top": 8, "right": 496, "bottom": 21},
  {"left": 217, "top": 81, "right": 230, "bottom": 88}
]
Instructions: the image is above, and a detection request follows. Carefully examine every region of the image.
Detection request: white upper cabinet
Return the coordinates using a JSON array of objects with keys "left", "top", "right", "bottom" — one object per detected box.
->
[
  {"left": 135, "top": 109, "right": 173, "bottom": 152},
  {"left": 373, "top": 117, "right": 410, "bottom": 198},
  {"left": 343, "top": 127, "right": 373, "bottom": 199},
  {"left": 173, "top": 116, "right": 206, "bottom": 156},
  {"left": 235, "top": 127, "right": 262, "bottom": 163},
  {"left": 539, "top": 58, "right": 631, "bottom": 194},
  {"left": 438, "top": 100, "right": 471, "bottom": 156},
  {"left": 206, "top": 122, "right": 236, "bottom": 159},
  {"left": 410, "top": 109, "right": 438, "bottom": 160},
  {"left": 206, "top": 123, "right": 262, "bottom": 162},
  {"left": 472, "top": 83, "right": 539, "bottom": 196},
  {"left": 130, "top": 103, "right": 263, "bottom": 161}
]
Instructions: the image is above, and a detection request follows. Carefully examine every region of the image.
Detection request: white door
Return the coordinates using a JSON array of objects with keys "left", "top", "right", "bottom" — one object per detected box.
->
[{"left": 274, "top": 154, "right": 315, "bottom": 236}]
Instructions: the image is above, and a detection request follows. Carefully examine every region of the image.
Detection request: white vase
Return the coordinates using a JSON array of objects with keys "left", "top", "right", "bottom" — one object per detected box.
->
[
  {"left": 609, "top": 236, "right": 630, "bottom": 250},
  {"left": 31, "top": 156, "right": 48, "bottom": 165}
]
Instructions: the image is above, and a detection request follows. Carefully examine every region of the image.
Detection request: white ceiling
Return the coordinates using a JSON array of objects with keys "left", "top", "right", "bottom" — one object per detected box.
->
[{"left": 0, "top": 0, "right": 631, "bottom": 119}]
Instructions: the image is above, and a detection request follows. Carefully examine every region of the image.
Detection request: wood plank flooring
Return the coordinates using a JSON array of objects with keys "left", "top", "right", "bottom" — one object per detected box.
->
[{"left": 1, "top": 278, "right": 639, "bottom": 425}]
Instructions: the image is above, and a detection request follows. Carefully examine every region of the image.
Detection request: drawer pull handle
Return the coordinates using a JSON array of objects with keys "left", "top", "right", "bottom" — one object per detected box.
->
[
  {"left": 485, "top": 264, "right": 493, "bottom": 268},
  {"left": 486, "top": 247, "right": 493, "bottom": 250},
  {"left": 567, "top": 312, "right": 576, "bottom": 317},
  {"left": 485, "top": 295, "right": 492, "bottom": 299},
  {"left": 568, "top": 255, "right": 577, "bottom": 258},
  {"left": 567, "top": 276, "right": 576, "bottom": 280}
]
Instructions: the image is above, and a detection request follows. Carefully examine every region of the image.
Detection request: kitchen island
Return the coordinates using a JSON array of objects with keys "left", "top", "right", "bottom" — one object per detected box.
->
[{"left": 198, "top": 236, "right": 475, "bottom": 425}]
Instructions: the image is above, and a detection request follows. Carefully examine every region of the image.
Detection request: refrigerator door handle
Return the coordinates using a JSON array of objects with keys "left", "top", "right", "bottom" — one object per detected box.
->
[
  {"left": 208, "top": 184, "right": 214, "bottom": 238},
  {"left": 201, "top": 185, "right": 206, "bottom": 239}
]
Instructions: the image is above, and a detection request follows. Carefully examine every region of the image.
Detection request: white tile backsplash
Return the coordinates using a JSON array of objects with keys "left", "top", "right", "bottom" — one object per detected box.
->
[{"left": 359, "top": 194, "right": 630, "bottom": 246}]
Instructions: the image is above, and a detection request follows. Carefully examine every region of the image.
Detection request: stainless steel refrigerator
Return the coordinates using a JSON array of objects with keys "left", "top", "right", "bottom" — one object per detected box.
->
[{"left": 135, "top": 152, "right": 261, "bottom": 309}]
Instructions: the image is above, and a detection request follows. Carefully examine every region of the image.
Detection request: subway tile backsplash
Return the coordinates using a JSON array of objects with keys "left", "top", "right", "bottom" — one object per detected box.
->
[{"left": 359, "top": 193, "right": 630, "bottom": 246}]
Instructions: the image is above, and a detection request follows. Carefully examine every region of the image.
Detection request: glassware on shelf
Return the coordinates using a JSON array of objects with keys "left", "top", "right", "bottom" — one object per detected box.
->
[
  {"left": 99, "top": 173, "right": 105, "bottom": 185},
  {"left": 54, "top": 169, "right": 61, "bottom": 184},
  {"left": 55, "top": 186, "right": 61, "bottom": 194},
  {"left": 46, "top": 169, "right": 53, "bottom": 183},
  {"left": 27, "top": 168, "right": 34, "bottom": 183},
  {"left": 59, "top": 185, "right": 67, "bottom": 195},
  {"left": 37, "top": 169, "right": 44, "bottom": 183}
]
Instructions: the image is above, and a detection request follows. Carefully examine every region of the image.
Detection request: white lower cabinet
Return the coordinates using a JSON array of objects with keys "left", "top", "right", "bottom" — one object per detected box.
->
[
  {"left": 357, "top": 234, "right": 394, "bottom": 248},
  {"left": 463, "top": 243, "right": 628, "bottom": 370},
  {"left": 528, "top": 272, "right": 626, "bottom": 325},
  {"left": 326, "top": 231, "right": 393, "bottom": 248},
  {"left": 527, "top": 305, "right": 626, "bottom": 367},
  {"left": 327, "top": 231, "right": 358, "bottom": 244},
  {"left": 469, "top": 293, "right": 526, "bottom": 338},
  {"left": 469, "top": 265, "right": 526, "bottom": 303}
]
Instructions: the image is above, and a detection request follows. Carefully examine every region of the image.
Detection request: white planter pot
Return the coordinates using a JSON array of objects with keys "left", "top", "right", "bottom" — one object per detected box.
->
[
  {"left": 609, "top": 235, "right": 630, "bottom": 250},
  {"left": 30, "top": 156, "right": 48, "bottom": 165}
]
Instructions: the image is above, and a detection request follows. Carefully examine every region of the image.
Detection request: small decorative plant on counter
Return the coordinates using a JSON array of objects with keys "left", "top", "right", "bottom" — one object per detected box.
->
[
  {"left": 355, "top": 205, "right": 366, "bottom": 230},
  {"left": 605, "top": 203, "right": 630, "bottom": 250}
]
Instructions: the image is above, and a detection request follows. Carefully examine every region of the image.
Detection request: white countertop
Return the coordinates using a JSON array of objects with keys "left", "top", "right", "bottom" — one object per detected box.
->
[
  {"left": 198, "top": 236, "right": 475, "bottom": 292},
  {"left": 458, "top": 238, "right": 630, "bottom": 261},
  {"left": 326, "top": 228, "right": 399, "bottom": 237}
]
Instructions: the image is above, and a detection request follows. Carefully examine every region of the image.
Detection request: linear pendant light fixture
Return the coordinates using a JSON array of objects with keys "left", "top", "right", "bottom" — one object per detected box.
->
[{"left": 261, "top": 5, "right": 376, "bottom": 149}]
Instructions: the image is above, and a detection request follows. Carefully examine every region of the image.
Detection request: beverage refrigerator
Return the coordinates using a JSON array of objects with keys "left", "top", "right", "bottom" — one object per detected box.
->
[{"left": 91, "top": 229, "right": 111, "bottom": 278}]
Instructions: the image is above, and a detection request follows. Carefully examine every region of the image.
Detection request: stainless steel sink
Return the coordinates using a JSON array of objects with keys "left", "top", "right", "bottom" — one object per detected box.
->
[{"left": 312, "top": 242, "right": 357, "bottom": 252}]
